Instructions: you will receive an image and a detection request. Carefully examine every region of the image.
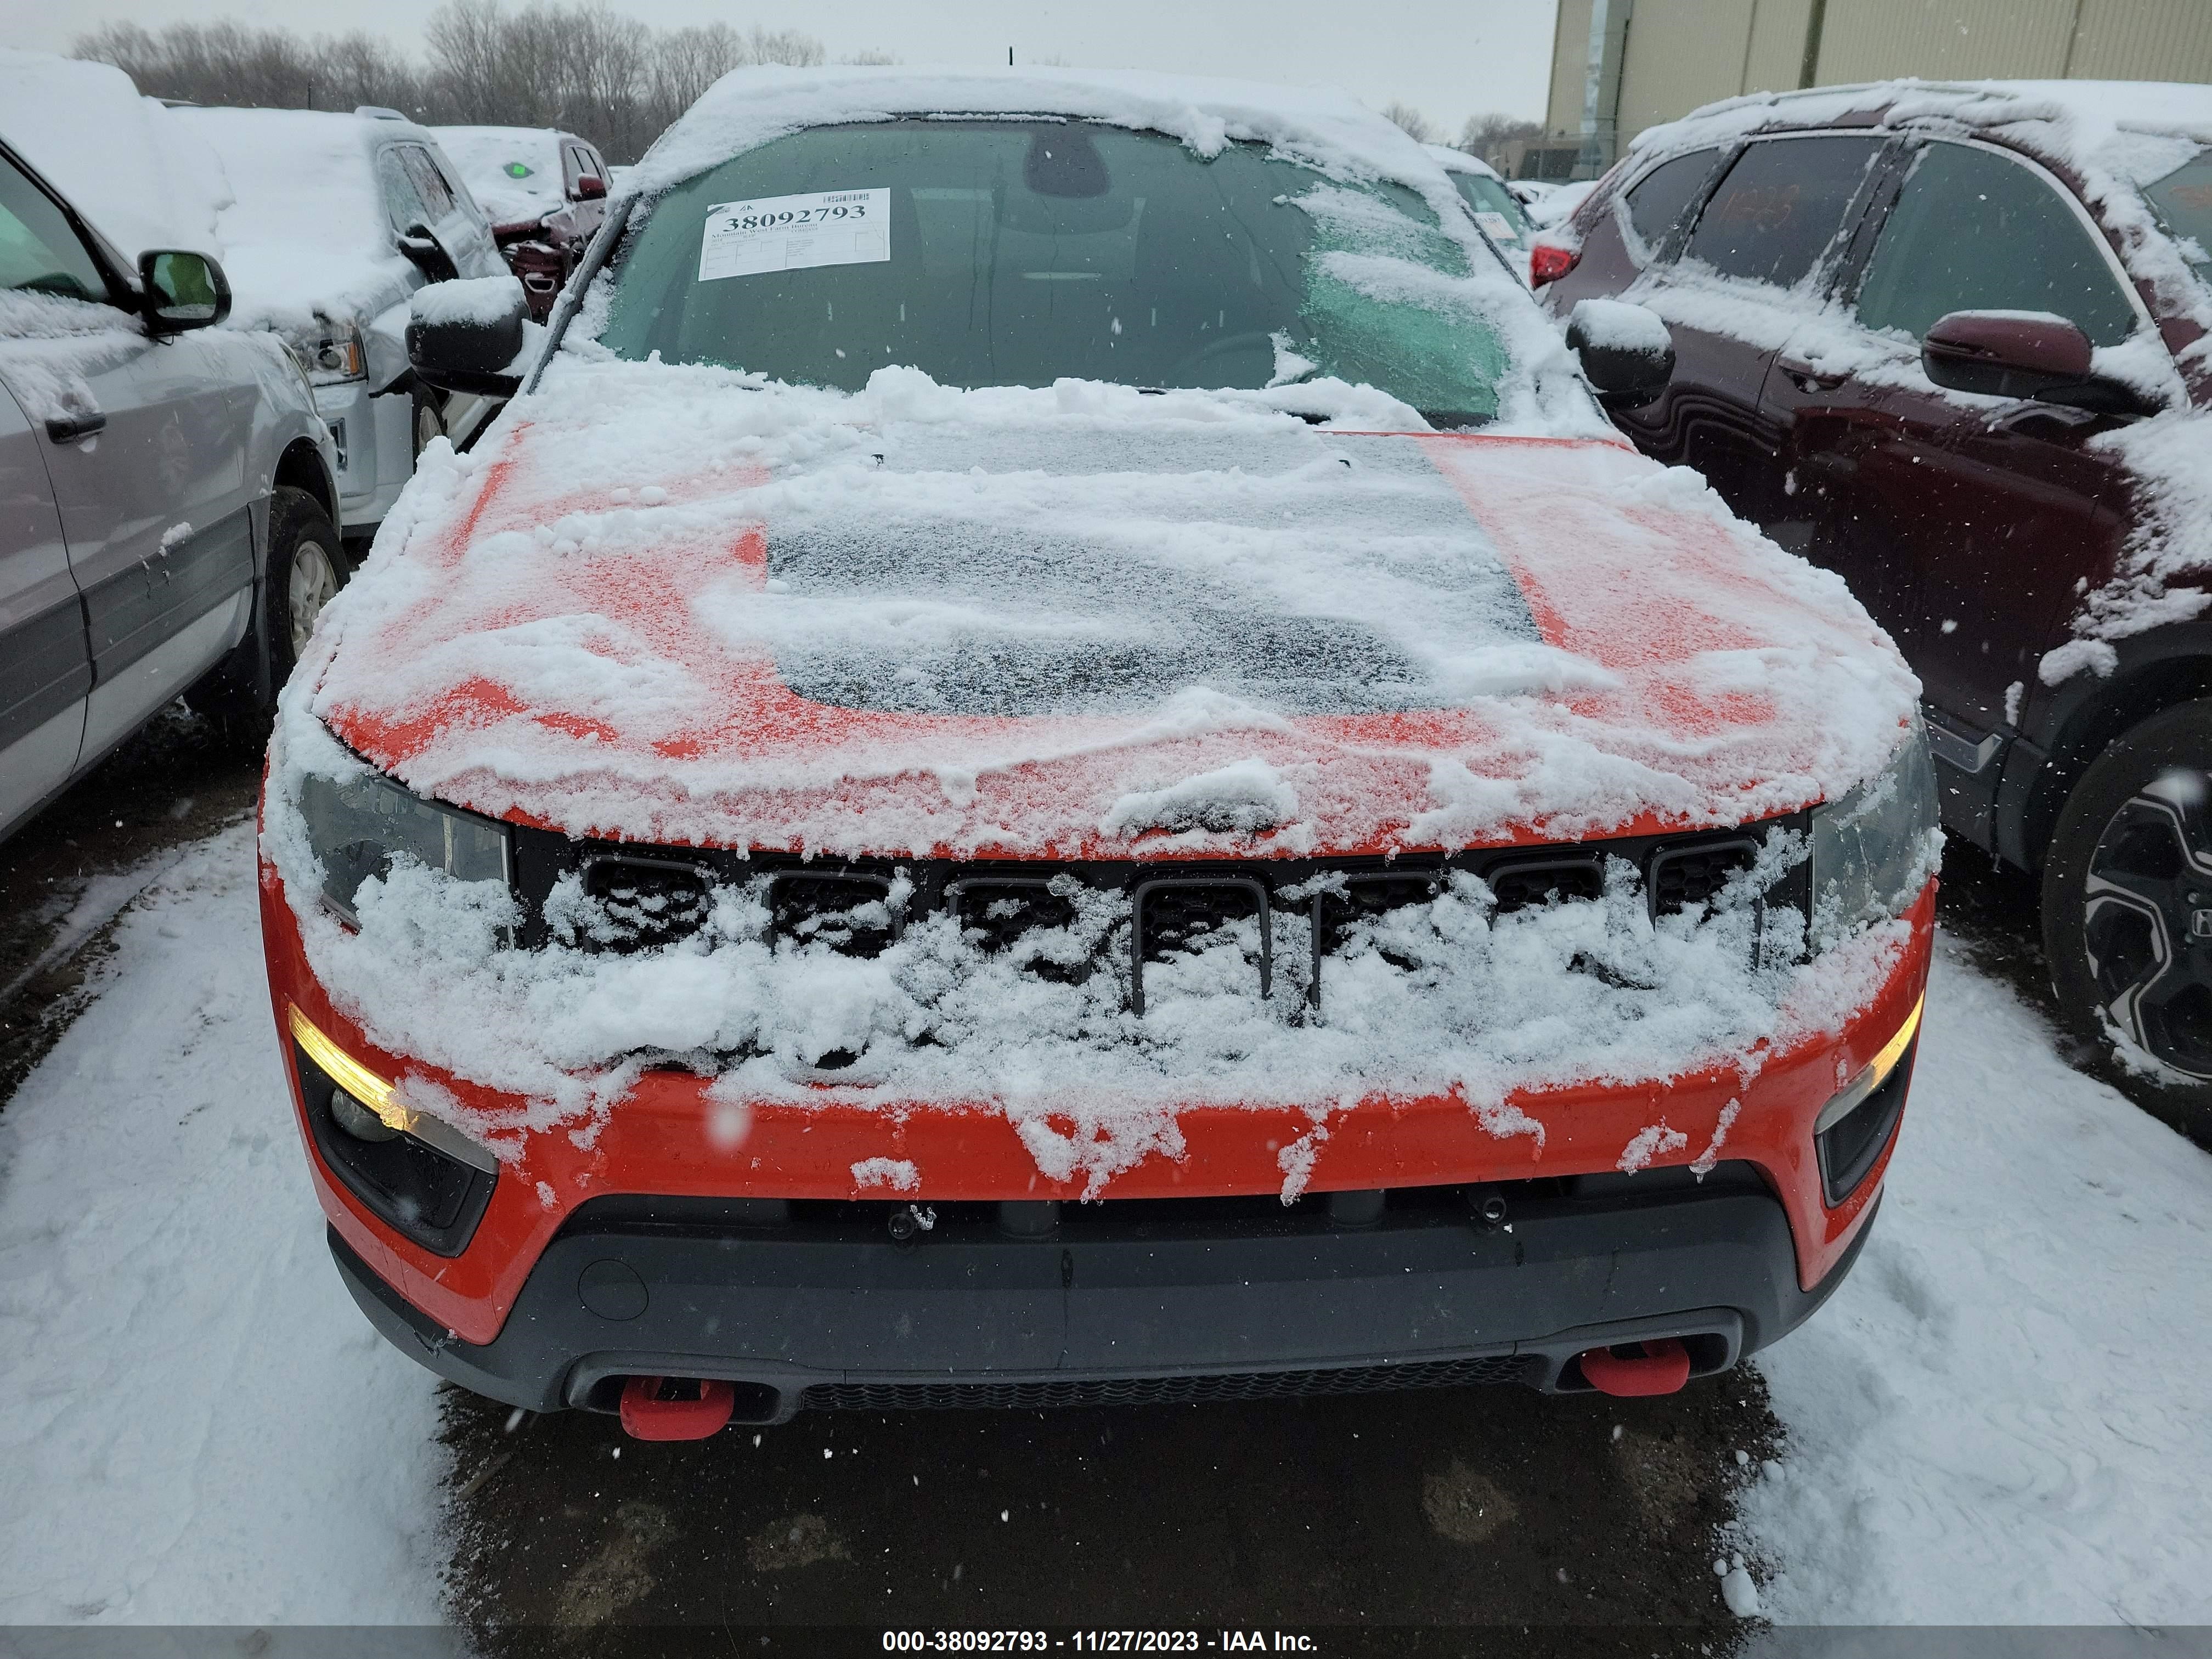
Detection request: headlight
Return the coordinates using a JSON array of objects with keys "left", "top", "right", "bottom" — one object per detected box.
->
[
  {"left": 297, "top": 769, "right": 511, "bottom": 923},
  {"left": 285, "top": 319, "right": 366, "bottom": 386},
  {"left": 1810, "top": 721, "right": 1939, "bottom": 951}
]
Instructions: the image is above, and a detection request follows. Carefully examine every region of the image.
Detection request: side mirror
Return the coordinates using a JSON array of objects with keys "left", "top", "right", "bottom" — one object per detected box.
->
[
  {"left": 1567, "top": 298, "right": 1674, "bottom": 410},
  {"left": 1922, "top": 309, "right": 2154, "bottom": 415},
  {"left": 573, "top": 174, "right": 607, "bottom": 201},
  {"left": 139, "top": 249, "right": 230, "bottom": 334},
  {"left": 397, "top": 222, "right": 460, "bottom": 284},
  {"left": 406, "top": 274, "right": 529, "bottom": 397}
]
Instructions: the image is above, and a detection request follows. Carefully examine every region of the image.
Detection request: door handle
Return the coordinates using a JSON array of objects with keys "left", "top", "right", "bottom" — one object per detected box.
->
[
  {"left": 1777, "top": 356, "right": 1848, "bottom": 393},
  {"left": 46, "top": 410, "right": 106, "bottom": 443}
]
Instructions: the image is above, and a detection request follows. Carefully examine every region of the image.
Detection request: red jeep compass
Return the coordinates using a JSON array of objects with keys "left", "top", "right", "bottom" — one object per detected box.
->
[
  {"left": 1534, "top": 81, "right": 2212, "bottom": 1134},
  {"left": 259, "top": 69, "right": 1936, "bottom": 1437}
]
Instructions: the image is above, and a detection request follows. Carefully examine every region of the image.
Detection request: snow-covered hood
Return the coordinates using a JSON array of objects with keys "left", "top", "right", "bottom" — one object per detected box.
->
[{"left": 304, "top": 359, "right": 1917, "bottom": 859}]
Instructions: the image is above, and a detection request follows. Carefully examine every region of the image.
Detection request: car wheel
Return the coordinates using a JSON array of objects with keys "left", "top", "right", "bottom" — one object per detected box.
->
[
  {"left": 413, "top": 386, "right": 444, "bottom": 459},
  {"left": 267, "top": 485, "right": 352, "bottom": 685},
  {"left": 2043, "top": 698, "right": 2212, "bottom": 1124}
]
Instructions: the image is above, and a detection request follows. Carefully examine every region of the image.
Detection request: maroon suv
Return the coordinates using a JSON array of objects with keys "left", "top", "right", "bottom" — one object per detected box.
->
[{"left": 1533, "top": 80, "right": 2212, "bottom": 1132}]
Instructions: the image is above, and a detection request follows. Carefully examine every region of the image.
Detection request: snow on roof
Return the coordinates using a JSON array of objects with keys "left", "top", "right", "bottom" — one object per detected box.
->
[
  {"left": 0, "top": 49, "right": 229, "bottom": 263},
  {"left": 633, "top": 65, "right": 1483, "bottom": 232},
  {"left": 435, "top": 125, "right": 570, "bottom": 225},
  {"left": 1424, "top": 144, "right": 1503, "bottom": 181},
  {"left": 169, "top": 106, "right": 409, "bottom": 330}
]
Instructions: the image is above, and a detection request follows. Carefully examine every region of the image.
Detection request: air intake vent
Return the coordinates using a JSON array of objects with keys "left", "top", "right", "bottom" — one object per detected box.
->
[
  {"left": 1131, "top": 876, "right": 1272, "bottom": 1013},
  {"left": 1487, "top": 855, "right": 1605, "bottom": 913},
  {"left": 579, "top": 854, "right": 714, "bottom": 952},
  {"left": 1650, "top": 837, "right": 1759, "bottom": 915},
  {"left": 768, "top": 872, "right": 899, "bottom": 957},
  {"left": 947, "top": 877, "right": 1091, "bottom": 981}
]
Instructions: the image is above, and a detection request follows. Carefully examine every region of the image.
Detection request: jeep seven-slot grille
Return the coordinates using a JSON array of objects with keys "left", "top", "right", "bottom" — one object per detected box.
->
[{"left": 514, "top": 818, "right": 1811, "bottom": 1005}]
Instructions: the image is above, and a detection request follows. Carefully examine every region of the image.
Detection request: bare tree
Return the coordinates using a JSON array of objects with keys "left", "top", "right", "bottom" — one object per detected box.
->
[
  {"left": 1380, "top": 101, "right": 1438, "bottom": 145},
  {"left": 75, "top": 4, "right": 856, "bottom": 161},
  {"left": 1458, "top": 112, "right": 1544, "bottom": 168}
]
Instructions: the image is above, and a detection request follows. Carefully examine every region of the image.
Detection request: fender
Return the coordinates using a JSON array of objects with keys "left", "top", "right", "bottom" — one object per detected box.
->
[{"left": 1997, "top": 617, "right": 2212, "bottom": 871}]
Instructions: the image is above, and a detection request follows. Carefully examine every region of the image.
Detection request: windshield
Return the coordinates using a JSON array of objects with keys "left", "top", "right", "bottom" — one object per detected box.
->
[
  {"left": 598, "top": 120, "right": 1510, "bottom": 425},
  {"left": 2144, "top": 149, "right": 2212, "bottom": 280},
  {"left": 1447, "top": 170, "right": 1529, "bottom": 250}
]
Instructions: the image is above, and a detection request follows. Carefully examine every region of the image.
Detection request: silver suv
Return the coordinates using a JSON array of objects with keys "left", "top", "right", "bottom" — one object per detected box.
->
[
  {"left": 171, "top": 105, "right": 508, "bottom": 540},
  {"left": 0, "top": 137, "right": 337, "bottom": 842}
]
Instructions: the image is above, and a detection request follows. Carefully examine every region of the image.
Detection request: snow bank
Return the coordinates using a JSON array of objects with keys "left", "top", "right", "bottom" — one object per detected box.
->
[
  {"left": 0, "top": 49, "right": 230, "bottom": 261},
  {"left": 1736, "top": 936, "right": 2212, "bottom": 1626},
  {"left": 0, "top": 826, "right": 445, "bottom": 1622}
]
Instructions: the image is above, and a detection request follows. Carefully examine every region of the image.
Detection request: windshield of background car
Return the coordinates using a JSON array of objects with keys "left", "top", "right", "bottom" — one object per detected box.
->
[
  {"left": 1447, "top": 170, "right": 1528, "bottom": 249},
  {"left": 2143, "top": 149, "right": 2212, "bottom": 281},
  {"left": 599, "top": 120, "right": 1511, "bottom": 424}
]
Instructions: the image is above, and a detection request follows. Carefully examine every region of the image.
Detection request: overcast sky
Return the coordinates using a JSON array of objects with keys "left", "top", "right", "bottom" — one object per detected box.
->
[{"left": 0, "top": 0, "right": 1561, "bottom": 133}]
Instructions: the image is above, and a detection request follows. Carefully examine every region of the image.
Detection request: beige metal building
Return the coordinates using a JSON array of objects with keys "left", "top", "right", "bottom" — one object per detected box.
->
[{"left": 1519, "top": 0, "right": 2212, "bottom": 179}]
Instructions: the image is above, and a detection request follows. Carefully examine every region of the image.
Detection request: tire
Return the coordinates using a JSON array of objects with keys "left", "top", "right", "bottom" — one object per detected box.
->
[
  {"left": 411, "top": 383, "right": 444, "bottom": 459},
  {"left": 2042, "top": 698, "right": 2212, "bottom": 1135},
  {"left": 266, "top": 485, "right": 351, "bottom": 689}
]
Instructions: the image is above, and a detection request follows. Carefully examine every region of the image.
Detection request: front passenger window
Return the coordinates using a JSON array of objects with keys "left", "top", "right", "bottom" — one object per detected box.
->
[{"left": 1854, "top": 140, "right": 2140, "bottom": 346}]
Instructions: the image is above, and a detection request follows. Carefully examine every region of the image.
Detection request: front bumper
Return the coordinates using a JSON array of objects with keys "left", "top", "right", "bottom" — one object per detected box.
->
[{"left": 330, "top": 1163, "right": 1876, "bottom": 1423}]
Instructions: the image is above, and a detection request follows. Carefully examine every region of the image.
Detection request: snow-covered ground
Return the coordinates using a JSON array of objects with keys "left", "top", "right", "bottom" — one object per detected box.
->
[
  {"left": 1737, "top": 929, "right": 2212, "bottom": 1632},
  {"left": 0, "top": 816, "right": 2208, "bottom": 1630},
  {"left": 0, "top": 821, "right": 446, "bottom": 1625}
]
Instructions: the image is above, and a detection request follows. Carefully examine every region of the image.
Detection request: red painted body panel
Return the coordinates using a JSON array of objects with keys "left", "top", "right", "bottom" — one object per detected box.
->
[{"left": 260, "top": 851, "right": 1933, "bottom": 1349}]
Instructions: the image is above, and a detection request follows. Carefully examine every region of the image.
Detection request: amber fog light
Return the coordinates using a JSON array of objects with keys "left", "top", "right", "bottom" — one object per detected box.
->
[{"left": 1815, "top": 995, "right": 1923, "bottom": 1206}]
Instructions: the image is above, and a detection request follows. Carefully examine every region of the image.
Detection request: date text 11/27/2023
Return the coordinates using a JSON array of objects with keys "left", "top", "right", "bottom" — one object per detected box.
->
[{"left": 879, "top": 1635, "right": 1319, "bottom": 1654}]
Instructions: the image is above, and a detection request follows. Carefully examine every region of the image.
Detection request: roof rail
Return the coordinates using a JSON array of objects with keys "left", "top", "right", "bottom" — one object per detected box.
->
[{"left": 355, "top": 105, "right": 408, "bottom": 121}]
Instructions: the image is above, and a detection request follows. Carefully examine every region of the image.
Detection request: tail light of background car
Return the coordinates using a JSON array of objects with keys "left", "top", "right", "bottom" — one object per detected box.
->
[{"left": 1530, "top": 241, "right": 1580, "bottom": 287}]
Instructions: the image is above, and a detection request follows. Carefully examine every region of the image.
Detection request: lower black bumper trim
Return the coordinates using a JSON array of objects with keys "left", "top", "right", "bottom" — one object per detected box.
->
[{"left": 330, "top": 1169, "right": 1876, "bottom": 1421}]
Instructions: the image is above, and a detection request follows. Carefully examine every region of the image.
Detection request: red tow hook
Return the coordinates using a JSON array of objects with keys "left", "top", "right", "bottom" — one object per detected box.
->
[
  {"left": 1577, "top": 1338, "right": 1692, "bottom": 1397},
  {"left": 618, "top": 1375, "right": 737, "bottom": 1441}
]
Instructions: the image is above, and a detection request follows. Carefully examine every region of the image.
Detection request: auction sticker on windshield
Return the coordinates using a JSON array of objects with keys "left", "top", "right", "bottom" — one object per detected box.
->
[{"left": 698, "top": 189, "right": 890, "bottom": 280}]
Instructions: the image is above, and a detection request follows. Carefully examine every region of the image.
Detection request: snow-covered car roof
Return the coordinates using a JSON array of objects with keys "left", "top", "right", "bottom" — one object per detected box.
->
[
  {"left": 631, "top": 65, "right": 1480, "bottom": 227},
  {"left": 0, "top": 49, "right": 229, "bottom": 263},
  {"left": 1424, "top": 144, "right": 1504, "bottom": 181},
  {"left": 436, "top": 124, "right": 574, "bottom": 227},
  {"left": 168, "top": 105, "right": 425, "bottom": 331}
]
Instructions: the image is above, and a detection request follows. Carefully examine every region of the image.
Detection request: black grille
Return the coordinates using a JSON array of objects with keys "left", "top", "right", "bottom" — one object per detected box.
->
[
  {"left": 1488, "top": 854, "right": 1605, "bottom": 912},
  {"left": 769, "top": 872, "right": 898, "bottom": 957},
  {"left": 578, "top": 854, "right": 714, "bottom": 952},
  {"left": 1132, "top": 876, "right": 1272, "bottom": 1012},
  {"left": 1650, "top": 837, "right": 1760, "bottom": 913},
  {"left": 800, "top": 1354, "right": 1531, "bottom": 1413}
]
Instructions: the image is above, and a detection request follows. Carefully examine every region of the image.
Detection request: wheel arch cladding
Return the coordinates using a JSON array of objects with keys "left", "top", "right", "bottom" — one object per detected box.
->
[
  {"left": 2020, "top": 637, "right": 2212, "bottom": 871},
  {"left": 274, "top": 437, "right": 337, "bottom": 524}
]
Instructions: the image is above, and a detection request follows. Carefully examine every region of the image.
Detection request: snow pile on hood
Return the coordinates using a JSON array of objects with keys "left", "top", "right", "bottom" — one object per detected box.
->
[
  {"left": 287, "top": 357, "right": 1913, "bottom": 858},
  {"left": 435, "top": 125, "right": 570, "bottom": 225},
  {"left": 167, "top": 106, "right": 413, "bottom": 335},
  {"left": 0, "top": 49, "right": 230, "bottom": 262}
]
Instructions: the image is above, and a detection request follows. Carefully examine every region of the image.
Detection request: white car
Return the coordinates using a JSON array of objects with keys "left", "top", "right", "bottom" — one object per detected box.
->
[{"left": 171, "top": 105, "right": 508, "bottom": 538}]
